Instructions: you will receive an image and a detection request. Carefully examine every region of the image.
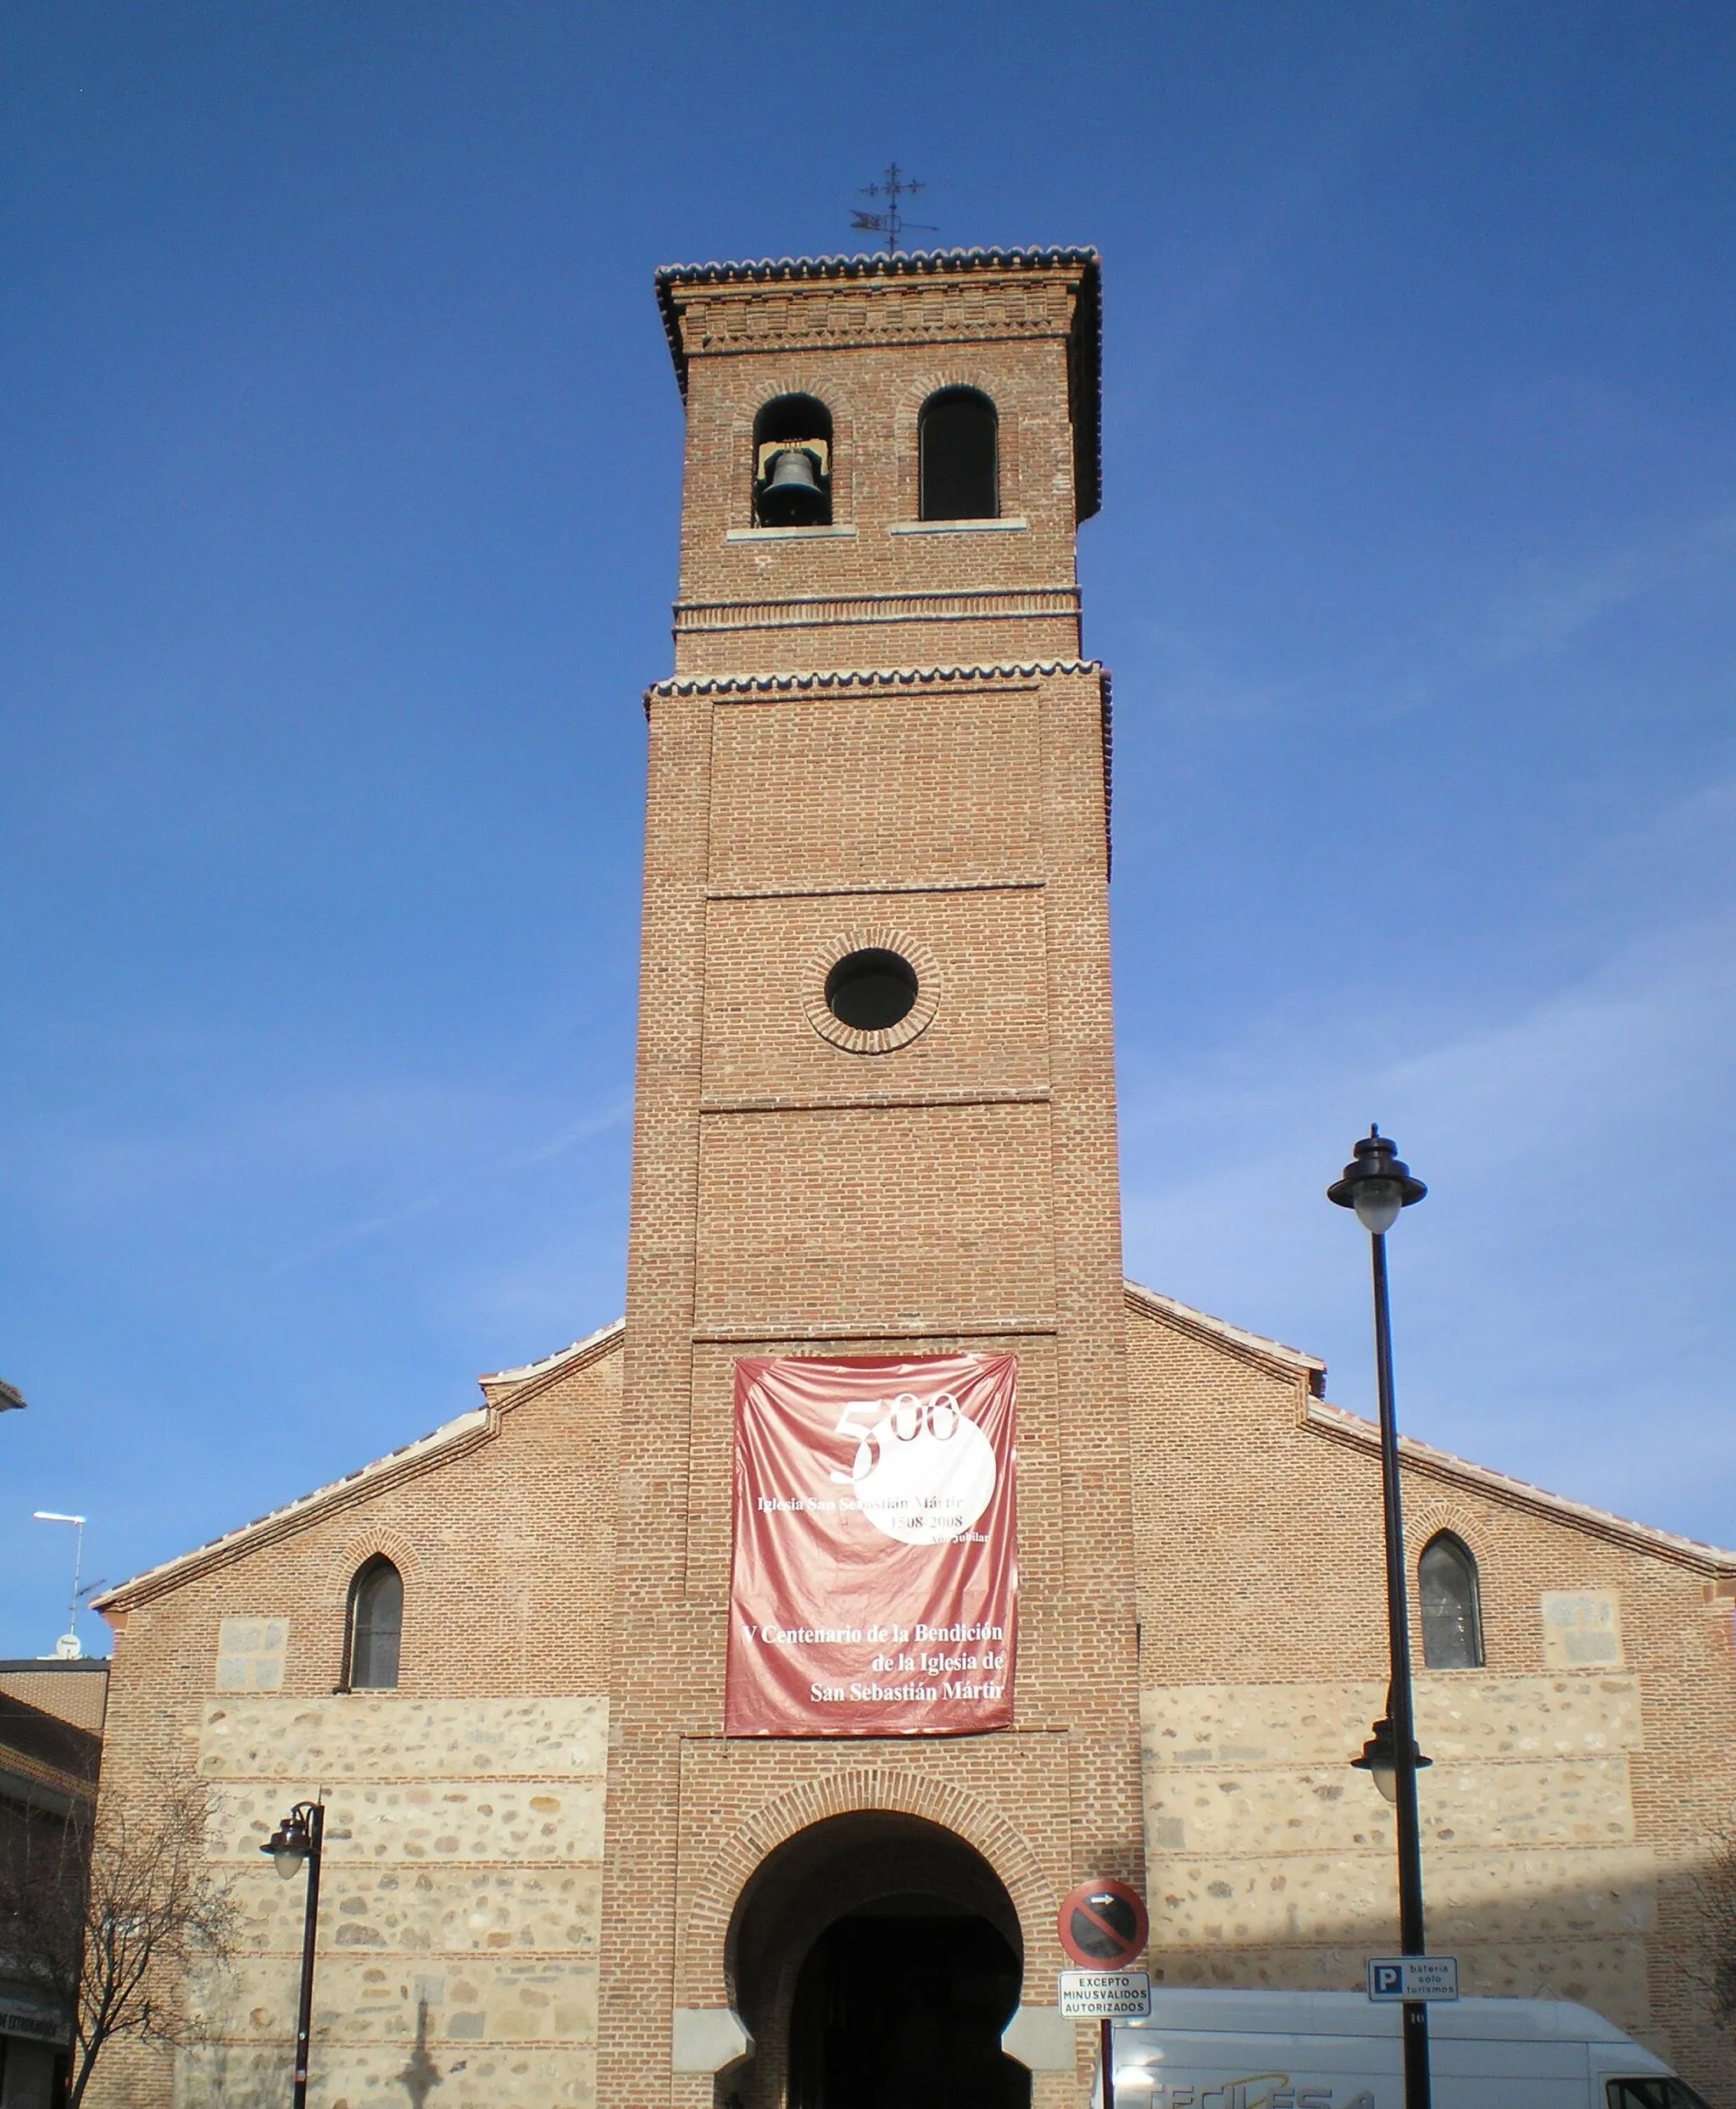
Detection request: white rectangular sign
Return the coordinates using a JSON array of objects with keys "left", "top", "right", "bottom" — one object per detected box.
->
[
  {"left": 1366, "top": 1956, "right": 1460, "bottom": 2002},
  {"left": 1059, "top": 1969, "right": 1153, "bottom": 2018},
  {"left": 0, "top": 1998, "right": 71, "bottom": 2045}
]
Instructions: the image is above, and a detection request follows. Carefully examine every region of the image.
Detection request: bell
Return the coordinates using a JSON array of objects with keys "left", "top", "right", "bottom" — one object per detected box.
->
[{"left": 758, "top": 446, "right": 827, "bottom": 527}]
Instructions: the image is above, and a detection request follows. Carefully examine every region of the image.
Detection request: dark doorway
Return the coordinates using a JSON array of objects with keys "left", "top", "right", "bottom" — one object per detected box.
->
[
  {"left": 727, "top": 1811, "right": 1032, "bottom": 2109},
  {"left": 787, "top": 1896, "right": 1027, "bottom": 2109}
]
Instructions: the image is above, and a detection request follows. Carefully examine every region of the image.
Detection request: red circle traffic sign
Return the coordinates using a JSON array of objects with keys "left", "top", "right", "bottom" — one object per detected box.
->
[{"left": 1056, "top": 1878, "right": 1148, "bottom": 1969}]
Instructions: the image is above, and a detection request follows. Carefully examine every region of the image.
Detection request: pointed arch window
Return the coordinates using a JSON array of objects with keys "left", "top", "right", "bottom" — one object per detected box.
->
[
  {"left": 1418, "top": 1533, "right": 1483, "bottom": 1670},
  {"left": 344, "top": 1556, "right": 403, "bottom": 1690},
  {"left": 919, "top": 387, "right": 999, "bottom": 520}
]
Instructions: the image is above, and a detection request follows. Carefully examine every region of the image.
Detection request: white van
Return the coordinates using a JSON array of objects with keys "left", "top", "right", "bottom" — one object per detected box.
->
[{"left": 1110, "top": 1989, "right": 1710, "bottom": 2109}]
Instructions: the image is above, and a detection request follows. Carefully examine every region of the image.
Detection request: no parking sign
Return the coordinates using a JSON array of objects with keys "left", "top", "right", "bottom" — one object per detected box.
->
[{"left": 1056, "top": 1878, "right": 1149, "bottom": 1969}]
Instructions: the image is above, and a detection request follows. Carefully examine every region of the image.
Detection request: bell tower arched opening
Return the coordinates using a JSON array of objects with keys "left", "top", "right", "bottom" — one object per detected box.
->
[
  {"left": 725, "top": 1811, "right": 1030, "bottom": 2109},
  {"left": 753, "top": 392, "right": 833, "bottom": 526}
]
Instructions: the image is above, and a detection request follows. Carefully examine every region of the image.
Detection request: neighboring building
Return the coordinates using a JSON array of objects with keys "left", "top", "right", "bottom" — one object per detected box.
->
[
  {"left": 89, "top": 246, "right": 1736, "bottom": 2109},
  {"left": 0, "top": 1658, "right": 107, "bottom": 2108}
]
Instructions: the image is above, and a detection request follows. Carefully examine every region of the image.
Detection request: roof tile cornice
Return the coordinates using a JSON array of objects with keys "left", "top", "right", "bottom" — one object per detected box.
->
[
  {"left": 655, "top": 247, "right": 1099, "bottom": 381},
  {"left": 656, "top": 242, "right": 1099, "bottom": 287},
  {"left": 653, "top": 244, "right": 1102, "bottom": 519},
  {"left": 644, "top": 657, "right": 1103, "bottom": 704},
  {"left": 1124, "top": 1280, "right": 1324, "bottom": 1387},
  {"left": 480, "top": 1316, "right": 625, "bottom": 1390},
  {"left": 1, "top": 1745, "right": 98, "bottom": 1807}
]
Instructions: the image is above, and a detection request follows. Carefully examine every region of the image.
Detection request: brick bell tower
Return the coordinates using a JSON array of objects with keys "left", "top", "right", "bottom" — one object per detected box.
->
[{"left": 600, "top": 247, "right": 1141, "bottom": 2109}]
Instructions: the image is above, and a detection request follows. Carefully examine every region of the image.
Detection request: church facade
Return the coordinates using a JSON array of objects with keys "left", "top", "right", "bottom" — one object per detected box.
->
[{"left": 92, "top": 245, "right": 1736, "bottom": 2109}]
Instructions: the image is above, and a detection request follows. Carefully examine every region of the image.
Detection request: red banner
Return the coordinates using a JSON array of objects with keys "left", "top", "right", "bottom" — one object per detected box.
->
[{"left": 726, "top": 1353, "right": 1018, "bottom": 1738}]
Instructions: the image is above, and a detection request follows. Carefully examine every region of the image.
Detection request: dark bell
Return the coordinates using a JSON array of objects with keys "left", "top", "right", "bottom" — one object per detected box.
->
[{"left": 758, "top": 446, "right": 827, "bottom": 527}]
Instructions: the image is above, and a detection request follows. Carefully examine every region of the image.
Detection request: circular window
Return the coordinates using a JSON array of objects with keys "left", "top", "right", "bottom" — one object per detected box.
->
[
  {"left": 825, "top": 948, "right": 918, "bottom": 1031},
  {"left": 804, "top": 930, "right": 940, "bottom": 1054}
]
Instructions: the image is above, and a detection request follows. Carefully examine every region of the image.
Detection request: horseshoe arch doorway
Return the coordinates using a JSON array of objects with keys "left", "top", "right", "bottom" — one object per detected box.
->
[{"left": 723, "top": 1811, "right": 1032, "bottom": 2109}]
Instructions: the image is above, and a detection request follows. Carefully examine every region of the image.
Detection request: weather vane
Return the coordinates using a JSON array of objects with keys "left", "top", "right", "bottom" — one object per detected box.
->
[{"left": 851, "top": 164, "right": 937, "bottom": 254}]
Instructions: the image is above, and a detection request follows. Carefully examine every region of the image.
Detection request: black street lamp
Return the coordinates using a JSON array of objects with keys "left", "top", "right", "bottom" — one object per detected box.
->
[
  {"left": 1328, "top": 1127, "right": 1433, "bottom": 2109},
  {"left": 260, "top": 1800, "right": 326, "bottom": 2109},
  {"left": 1350, "top": 1702, "right": 1433, "bottom": 1806}
]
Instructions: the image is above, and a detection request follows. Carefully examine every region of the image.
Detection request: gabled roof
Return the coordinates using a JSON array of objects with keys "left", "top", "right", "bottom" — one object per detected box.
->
[
  {"left": 1303, "top": 1397, "right": 1736, "bottom": 1574},
  {"left": 1123, "top": 1277, "right": 1736, "bottom": 1575},
  {"left": 1124, "top": 1279, "right": 1327, "bottom": 1390},
  {"left": 653, "top": 244, "right": 1103, "bottom": 518},
  {"left": 93, "top": 1407, "right": 490, "bottom": 1612},
  {"left": 99, "top": 1283, "right": 1736, "bottom": 1616},
  {"left": 0, "top": 1689, "right": 102, "bottom": 1803},
  {"left": 94, "top": 1319, "right": 624, "bottom": 1613},
  {"left": 478, "top": 1316, "right": 626, "bottom": 1399}
]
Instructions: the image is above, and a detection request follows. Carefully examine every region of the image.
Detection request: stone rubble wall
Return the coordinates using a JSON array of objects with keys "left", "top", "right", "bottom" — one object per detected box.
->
[
  {"left": 198, "top": 1694, "right": 608, "bottom": 1779},
  {"left": 180, "top": 1694, "right": 606, "bottom": 2109},
  {"left": 1141, "top": 1677, "right": 1655, "bottom": 2035}
]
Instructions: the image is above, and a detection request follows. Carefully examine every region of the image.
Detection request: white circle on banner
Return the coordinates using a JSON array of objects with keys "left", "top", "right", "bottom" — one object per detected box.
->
[{"left": 852, "top": 1393, "right": 998, "bottom": 1545}]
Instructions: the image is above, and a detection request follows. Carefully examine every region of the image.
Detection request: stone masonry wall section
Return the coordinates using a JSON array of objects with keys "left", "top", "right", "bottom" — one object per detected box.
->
[{"left": 180, "top": 1694, "right": 606, "bottom": 2109}]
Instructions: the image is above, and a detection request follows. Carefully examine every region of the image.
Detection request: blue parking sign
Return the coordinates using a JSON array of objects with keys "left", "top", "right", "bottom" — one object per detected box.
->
[{"left": 1366, "top": 1956, "right": 1460, "bottom": 2001}]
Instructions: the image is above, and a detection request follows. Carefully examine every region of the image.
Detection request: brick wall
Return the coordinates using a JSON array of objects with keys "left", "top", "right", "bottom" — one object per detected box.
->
[{"left": 86, "top": 1291, "right": 1736, "bottom": 2106}]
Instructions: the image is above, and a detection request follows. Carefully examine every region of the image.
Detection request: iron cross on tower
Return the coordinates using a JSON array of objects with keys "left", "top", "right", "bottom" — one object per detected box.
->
[{"left": 850, "top": 163, "right": 937, "bottom": 253}]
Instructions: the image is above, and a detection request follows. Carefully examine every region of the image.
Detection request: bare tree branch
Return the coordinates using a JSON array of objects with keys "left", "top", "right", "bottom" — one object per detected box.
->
[
  {"left": 0, "top": 1774, "right": 236, "bottom": 2109},
  {"left": 1688, "top": 1826, "right": 1736, "bottom": 2034}
]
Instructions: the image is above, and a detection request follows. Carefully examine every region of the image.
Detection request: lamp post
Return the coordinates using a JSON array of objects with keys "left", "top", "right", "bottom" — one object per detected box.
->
[
  {"left": 1327, "top": 1127, "right": 1432, "bottom": 2109},
  {"left": 260, "top": 1800, "right": 326, "bottom": 2109}
]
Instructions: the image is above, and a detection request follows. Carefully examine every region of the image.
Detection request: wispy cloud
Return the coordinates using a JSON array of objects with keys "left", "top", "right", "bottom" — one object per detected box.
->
[
  {"left": 1121, "top": 503, "right": 1736, "bottom": 739},
  {"left": 1121, "top": 901, "right": 1736, "bottom": 1540},
  {"left": 265, "top": 1088, "right": 632, "bottom": 1273},
  {"left": 43, "top": 1079, "right": 487, "bottom": 1210},
  {"left": 12, "top": 1059, "right": 632, "bottom": 1288},
  {"left": 1476, "top": 508, "right": 1736, "bottom": 668}
]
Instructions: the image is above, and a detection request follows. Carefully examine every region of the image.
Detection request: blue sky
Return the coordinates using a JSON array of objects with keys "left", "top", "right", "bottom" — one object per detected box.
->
[{"left": 3, "top": 2, "right": 1732, "bottom": 1657}]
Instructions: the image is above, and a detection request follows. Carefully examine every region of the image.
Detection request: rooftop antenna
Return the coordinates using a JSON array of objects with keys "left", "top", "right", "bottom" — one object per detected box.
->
[
  {"left": 851, "top": 164, "right": 937, "bottom": 254},
  {"left": 33, "top": 1511, "right": 86, "bottom": 1659}
]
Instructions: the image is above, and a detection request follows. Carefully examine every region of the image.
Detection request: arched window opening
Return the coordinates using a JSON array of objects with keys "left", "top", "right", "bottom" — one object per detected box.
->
[
  {"left": 345, "top": 1555, "right": 403, "bottom": 1690},
  {"left": 919, "top": 387, "right": 999, "bottom": 521},
  {"left": 1418, "top": 1533, "right": 1483, "bottom": 1670},
  {"left": 754, "top": 394, "right": 832, "bottom": 527}
]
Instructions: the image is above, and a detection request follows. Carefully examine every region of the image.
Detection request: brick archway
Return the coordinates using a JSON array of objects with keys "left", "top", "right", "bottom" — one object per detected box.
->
[
  {"left": 678, "top": 1768, "right": 1054, "bottom": 2013},
  {"left": 691, "top": 1791, "right": 1044, "bottom": 2109}
]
